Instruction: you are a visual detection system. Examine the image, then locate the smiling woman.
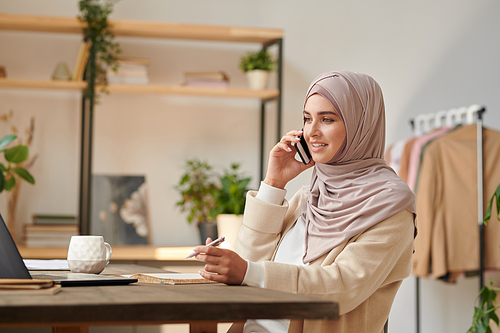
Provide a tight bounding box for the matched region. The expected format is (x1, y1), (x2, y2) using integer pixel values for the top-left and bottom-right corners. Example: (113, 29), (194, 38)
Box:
(193, 71), (417, 333)
(303, 94), (347, 164)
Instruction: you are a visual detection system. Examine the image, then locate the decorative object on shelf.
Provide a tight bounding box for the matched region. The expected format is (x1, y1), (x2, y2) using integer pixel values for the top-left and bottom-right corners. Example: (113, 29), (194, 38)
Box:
(51, 62), (72, 81)
(77, 0), (122, 102)
(468, 183), (500, 333)
(214, 163), (251, 250)
(0, 66), (6, 78)
(183, 71), (230, 89)
(175, 159), (219, 243)
(0, 112), (37, 242)
(91, 175), (150, 245)
(239, 49), (276, 90)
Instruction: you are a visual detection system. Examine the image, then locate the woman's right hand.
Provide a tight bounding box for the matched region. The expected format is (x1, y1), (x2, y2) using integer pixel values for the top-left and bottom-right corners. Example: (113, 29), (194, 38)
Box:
(263, 129), (315, 189)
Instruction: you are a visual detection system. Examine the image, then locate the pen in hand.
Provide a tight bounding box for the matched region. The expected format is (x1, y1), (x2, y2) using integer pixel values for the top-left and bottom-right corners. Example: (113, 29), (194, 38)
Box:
(185, 236), (225, 259)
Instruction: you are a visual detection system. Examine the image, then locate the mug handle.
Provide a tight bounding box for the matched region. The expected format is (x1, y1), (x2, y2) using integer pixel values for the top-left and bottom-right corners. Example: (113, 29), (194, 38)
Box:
(104, 242), (112, 264)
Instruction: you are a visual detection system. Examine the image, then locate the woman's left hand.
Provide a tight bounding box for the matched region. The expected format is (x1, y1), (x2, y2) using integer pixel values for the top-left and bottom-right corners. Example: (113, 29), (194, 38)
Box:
(194, 239), (248, 285)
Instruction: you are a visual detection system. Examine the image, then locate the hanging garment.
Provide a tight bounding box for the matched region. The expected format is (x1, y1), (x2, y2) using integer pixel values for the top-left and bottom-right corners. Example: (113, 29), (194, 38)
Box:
(385, 137), (413, 175)
(399, 137), (417, 183)
(412, 124), (500, 280)
(406, 127), (453, 191)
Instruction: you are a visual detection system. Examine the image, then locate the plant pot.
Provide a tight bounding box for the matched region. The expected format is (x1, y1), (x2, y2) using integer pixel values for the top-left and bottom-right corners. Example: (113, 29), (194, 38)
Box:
(216, 214), (243, 250)
(198, 221), (218, 244)
(246, 70), (270, 90)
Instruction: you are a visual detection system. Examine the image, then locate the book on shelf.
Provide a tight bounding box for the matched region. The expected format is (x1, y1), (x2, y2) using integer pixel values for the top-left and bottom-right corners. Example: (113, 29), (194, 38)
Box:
(24, 224), (79, 248)
(106, 74), (149, 85)
(72, 41), (91, 81)
(184, 71), (229, 81)
(107, 57), (150, 85)
(183, 71), (230, 89)
(32, 214), (78, 225)
(0, 66), (6, 78)
(184, 80), (229, 88)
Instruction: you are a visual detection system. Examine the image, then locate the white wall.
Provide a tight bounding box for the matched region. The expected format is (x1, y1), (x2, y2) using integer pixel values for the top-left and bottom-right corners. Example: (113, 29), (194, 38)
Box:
(1, 1), (500, 332)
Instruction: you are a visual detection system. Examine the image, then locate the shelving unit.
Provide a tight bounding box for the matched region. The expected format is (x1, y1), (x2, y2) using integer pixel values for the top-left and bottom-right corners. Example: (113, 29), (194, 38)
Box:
(0, 13), (283, 235)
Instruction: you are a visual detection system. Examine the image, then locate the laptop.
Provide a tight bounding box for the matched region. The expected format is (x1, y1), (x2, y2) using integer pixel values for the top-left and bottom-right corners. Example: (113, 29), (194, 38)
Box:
(0, 214), (137, 287)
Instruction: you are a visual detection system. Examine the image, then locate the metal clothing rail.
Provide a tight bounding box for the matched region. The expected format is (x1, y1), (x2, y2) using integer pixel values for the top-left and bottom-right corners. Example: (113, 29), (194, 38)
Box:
(408, 104), (486, 333)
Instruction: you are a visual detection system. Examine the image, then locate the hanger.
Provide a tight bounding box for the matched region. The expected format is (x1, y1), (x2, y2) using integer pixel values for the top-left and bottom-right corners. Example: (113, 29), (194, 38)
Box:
(435, 110), (448, 128)
(466, 104), (483, 124)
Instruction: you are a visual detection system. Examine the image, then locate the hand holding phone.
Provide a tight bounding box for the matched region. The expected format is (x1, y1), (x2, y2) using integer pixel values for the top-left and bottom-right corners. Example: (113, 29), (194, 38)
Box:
(294, 131), (312, 165)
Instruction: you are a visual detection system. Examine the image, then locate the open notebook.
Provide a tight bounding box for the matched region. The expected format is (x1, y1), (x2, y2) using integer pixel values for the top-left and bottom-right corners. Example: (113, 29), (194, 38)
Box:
(129, 273), (217, 285)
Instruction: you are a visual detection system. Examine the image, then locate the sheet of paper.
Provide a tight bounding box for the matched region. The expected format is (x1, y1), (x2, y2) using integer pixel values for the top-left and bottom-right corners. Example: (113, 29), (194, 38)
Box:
(23, 259), (69, 271)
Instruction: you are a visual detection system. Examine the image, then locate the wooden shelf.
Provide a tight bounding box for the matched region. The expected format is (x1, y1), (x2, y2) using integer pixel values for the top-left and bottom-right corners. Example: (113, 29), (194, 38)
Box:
(0, 78), (86, 91)
(106, 84), (280, 99)
(0, 13), (283, 44)
(18, 245), (197, 261)
(0, 78), (280, 99)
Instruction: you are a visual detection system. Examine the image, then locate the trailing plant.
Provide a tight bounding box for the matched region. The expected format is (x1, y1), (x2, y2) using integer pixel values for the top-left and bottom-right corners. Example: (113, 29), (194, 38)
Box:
(175, 159), (219, 225)
(468, 183), (500, 333)
(0, 134), (35, 192)
(214, 163), (251, 216)
(239, 49), (276, 73)
(78, 0), (122, 103)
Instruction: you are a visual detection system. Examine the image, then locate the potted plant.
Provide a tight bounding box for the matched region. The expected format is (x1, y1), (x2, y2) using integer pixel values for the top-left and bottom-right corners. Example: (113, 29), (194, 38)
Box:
(0, 133), (36, 241)
(239, 48), (275, 90)
(175, 159), (219, 243)
(78, 0), (122, 104)
(468, 183), (500, 333)
(213, 163), (252, 250)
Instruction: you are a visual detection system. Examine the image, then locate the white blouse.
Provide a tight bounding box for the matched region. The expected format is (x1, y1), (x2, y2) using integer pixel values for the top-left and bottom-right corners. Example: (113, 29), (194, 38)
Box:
(242, 182), (307, 333)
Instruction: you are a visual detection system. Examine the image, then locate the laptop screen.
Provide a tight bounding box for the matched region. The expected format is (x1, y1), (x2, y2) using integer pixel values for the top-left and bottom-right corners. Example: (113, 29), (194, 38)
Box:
(0, 214), (32, 279)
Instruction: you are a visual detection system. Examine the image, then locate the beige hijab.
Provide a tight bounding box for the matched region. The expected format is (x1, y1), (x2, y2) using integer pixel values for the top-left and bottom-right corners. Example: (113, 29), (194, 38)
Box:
(301, 71), (416, 263)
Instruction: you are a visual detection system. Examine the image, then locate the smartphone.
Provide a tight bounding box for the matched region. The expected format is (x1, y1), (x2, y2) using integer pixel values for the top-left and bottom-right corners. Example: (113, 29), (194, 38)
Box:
(295, 132), (312, 165)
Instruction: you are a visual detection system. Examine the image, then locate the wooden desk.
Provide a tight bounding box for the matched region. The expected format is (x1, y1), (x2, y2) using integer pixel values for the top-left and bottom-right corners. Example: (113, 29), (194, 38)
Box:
(0, 265), (339, 333)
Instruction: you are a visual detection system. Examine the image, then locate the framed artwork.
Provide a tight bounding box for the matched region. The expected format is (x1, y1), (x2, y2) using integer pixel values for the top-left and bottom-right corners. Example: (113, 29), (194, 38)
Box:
(91, 175), (150, 245)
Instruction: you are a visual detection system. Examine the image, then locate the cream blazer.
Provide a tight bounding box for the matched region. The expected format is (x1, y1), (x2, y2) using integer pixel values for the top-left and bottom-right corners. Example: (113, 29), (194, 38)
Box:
(233, 190), (415, 333)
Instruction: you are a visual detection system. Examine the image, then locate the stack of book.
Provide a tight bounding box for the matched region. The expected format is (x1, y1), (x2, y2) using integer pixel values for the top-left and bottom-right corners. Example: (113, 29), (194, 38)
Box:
(106, 58), (150, 85)
(183, 71), (229, 88)
(24, 214), (79, 248)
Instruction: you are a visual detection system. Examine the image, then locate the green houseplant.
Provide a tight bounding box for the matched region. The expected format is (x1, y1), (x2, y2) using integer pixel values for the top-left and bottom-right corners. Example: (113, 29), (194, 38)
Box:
(0, 133), (36, 241)
(175, 160), (252, 245)
(214, 163), (252, 216)
(0, 134), (35, 192)
(239, 49), (275, 90)
(468, 183), (500, 333)
(175, 159), (219, 243)
(213, 163), (251, 250)
(78, 0), (122, 103)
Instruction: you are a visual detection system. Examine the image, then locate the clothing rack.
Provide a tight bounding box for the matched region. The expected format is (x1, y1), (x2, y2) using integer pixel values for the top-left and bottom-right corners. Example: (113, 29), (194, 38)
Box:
(409, 104), (486, 333)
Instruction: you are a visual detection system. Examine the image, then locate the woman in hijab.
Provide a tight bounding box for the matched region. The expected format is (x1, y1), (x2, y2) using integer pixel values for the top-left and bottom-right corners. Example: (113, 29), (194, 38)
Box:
(194, 71), (416, 333)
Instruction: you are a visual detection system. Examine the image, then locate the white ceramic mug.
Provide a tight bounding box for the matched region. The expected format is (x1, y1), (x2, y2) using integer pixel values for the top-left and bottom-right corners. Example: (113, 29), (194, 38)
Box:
(67, 235), (112, 274)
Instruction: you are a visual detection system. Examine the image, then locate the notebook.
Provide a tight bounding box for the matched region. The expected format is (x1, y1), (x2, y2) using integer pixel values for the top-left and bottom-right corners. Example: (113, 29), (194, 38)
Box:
(0, 214), (137, 287)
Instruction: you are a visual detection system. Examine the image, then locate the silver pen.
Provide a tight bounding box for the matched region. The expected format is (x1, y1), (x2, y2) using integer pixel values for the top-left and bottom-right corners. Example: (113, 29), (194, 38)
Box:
(185, 236), (225, 259)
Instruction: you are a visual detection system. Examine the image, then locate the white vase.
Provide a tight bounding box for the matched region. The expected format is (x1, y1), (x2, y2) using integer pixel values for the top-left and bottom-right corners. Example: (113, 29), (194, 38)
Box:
(246, 70), (270, 90)
(216, 214), (243, 250)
